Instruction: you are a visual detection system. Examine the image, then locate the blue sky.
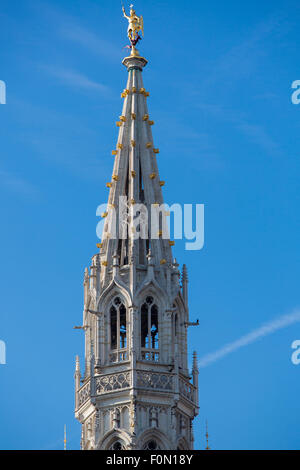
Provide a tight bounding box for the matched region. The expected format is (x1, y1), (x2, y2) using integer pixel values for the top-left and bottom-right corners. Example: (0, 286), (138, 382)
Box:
(0, 0), (300, 450)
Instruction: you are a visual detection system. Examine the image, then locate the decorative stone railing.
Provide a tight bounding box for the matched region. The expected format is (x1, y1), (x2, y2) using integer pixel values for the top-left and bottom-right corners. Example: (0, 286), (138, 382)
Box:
(136, 371), (173, 391)
(77, 371), (131, 408)
(77, 381), (90, 408)
(77, 371), (195, 409)
(95, 371), (131, 394)
(179, 376), (196, 403)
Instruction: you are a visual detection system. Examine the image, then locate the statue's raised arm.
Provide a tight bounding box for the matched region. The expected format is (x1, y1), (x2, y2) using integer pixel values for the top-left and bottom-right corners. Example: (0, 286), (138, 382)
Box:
(122, 5), (130, 20)
(122, 5), (144, 43)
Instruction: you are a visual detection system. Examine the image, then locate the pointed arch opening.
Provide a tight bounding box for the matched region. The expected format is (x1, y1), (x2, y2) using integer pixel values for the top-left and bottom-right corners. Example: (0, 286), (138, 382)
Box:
(140, 296), (159, 361)
(143, 439), (160, 450)
(110, 441), (125, 450)
(137, 428), (171, 450)
(110, 296), (128, 363)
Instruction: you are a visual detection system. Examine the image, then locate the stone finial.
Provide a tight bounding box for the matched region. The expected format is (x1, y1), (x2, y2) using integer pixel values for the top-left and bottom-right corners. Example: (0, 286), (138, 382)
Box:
(80, 428), (84, 450)
(90, 256), (99, 289)
(75, 355), (80, 373)
(192, 351), (198, 373)
(182, 264), (188, 282)
(84, 267), (89, 283)
(181, 264), (189, 305)
(91, 253), (100, 270)
(146, 249), (155, 280)
(192, 351), (199, 410)
(74, 355), (81, 411)
(83, 268), (89, 305)
(90, 342), (96, 398)
(112, 251), (120, 278)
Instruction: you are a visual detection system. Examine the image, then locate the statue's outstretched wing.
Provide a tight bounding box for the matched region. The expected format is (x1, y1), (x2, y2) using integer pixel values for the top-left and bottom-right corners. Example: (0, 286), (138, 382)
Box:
(140, 15), (144, 36)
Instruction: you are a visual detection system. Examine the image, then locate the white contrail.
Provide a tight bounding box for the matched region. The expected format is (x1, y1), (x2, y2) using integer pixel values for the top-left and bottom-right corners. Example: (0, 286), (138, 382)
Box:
(198, 309), (300, 368)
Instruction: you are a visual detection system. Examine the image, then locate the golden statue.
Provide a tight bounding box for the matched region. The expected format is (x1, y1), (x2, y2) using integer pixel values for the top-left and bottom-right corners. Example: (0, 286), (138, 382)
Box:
(122, 4), (144, 42)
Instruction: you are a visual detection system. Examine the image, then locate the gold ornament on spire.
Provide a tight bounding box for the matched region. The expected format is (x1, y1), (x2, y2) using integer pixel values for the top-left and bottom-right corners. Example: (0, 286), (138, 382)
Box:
(122, 4), (144, 56)
(122, 4), (144, 41)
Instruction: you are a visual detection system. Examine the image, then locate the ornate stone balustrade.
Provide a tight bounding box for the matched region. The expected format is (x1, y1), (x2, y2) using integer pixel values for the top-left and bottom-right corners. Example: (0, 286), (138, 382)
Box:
(179, 376), (196, 403)
(78, 371), (194, 408)
(95, 371), (131, 394)
(77, 381), (90, 408)
(136, 371), (173, 391)
(77, 371), (131, 408)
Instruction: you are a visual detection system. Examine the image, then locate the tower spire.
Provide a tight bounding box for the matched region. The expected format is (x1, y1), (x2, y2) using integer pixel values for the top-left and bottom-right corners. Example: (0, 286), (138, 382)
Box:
(98, 36), (174, 284)
(75, 8), (199, 451)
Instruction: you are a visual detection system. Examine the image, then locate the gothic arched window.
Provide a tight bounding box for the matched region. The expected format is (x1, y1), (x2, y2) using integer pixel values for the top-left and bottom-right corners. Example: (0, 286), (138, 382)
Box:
(140, 296), (159, 361)
(143, 439), (160, 450)
(109, 440), (125, 450)
(110, 297), (127, 363)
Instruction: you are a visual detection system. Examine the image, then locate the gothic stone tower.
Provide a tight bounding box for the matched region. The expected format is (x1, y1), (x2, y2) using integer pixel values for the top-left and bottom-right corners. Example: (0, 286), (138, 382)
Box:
(74, 10), (199, 451)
